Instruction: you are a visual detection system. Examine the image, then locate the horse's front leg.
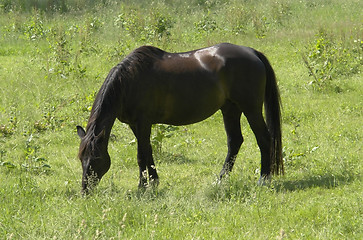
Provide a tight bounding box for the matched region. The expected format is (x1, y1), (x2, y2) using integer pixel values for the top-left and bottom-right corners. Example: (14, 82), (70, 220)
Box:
(131, 123), (159, 188)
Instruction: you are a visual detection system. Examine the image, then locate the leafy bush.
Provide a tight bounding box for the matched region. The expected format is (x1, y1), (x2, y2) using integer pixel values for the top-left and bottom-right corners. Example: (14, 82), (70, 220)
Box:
(23, 11), (48, 40)
(151, 11), (174, 39)
(302, 29), (362, 91)
(194, 12), (218, 33)
(115, 7), (174, 43)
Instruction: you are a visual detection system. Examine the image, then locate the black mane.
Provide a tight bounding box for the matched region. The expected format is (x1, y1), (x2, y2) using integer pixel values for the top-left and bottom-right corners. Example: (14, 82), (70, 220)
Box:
(80, 46), (165, 150)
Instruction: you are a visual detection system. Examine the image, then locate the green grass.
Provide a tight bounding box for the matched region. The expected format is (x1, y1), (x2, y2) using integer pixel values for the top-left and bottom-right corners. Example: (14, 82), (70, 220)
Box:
(1, 0), (362, 239)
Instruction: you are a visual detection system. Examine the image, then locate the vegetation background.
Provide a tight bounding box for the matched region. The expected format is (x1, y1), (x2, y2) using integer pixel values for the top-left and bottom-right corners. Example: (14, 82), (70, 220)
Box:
(0, 0), (362, 239)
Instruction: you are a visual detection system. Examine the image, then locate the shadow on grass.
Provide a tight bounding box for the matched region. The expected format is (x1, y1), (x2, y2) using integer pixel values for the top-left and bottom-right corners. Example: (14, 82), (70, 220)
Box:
(273, 171), (360, 192)
(204, 171), (361, 203)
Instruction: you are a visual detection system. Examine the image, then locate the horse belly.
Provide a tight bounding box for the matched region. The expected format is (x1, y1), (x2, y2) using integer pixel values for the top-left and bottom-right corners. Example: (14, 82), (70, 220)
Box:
(160, 82), (225, 125)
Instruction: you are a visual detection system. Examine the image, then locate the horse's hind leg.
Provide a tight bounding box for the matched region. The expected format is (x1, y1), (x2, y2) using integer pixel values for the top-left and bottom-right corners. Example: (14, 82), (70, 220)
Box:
(244, 111), (271, 182)
(219, 102), (243, 179)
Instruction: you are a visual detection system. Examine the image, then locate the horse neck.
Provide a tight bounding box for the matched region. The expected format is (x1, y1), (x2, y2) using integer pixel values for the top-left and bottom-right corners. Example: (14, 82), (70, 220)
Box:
(86, 104), (118, 147)
(85, 62), (125, 146)
(92, 115), (115, 142)
(86, 71), (123, 143)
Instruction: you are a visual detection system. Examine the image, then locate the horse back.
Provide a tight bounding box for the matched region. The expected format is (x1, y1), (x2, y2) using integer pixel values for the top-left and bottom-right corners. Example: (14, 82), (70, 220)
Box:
(120, 43), (266, 125)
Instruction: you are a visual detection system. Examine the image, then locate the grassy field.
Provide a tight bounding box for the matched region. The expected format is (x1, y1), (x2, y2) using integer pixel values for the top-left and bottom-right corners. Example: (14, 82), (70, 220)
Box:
(0, 0), (362, 239)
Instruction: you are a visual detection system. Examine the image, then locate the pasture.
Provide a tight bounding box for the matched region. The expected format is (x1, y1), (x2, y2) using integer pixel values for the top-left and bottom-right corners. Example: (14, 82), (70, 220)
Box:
(0, 0), (362, 239)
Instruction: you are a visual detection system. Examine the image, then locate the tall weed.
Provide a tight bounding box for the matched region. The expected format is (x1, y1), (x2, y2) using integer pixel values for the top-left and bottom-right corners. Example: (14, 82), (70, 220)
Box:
(302, 29), (362, 91)
(151, 124), (179, 154)
(22, 10), (48, 40)
(115, 7), (174, 43)
(22, 134), (51, 173)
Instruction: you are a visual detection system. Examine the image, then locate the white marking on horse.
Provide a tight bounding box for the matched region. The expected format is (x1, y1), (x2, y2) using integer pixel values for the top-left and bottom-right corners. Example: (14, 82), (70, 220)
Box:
(194, 46), (225, 71)
(179, 53), (191, 58)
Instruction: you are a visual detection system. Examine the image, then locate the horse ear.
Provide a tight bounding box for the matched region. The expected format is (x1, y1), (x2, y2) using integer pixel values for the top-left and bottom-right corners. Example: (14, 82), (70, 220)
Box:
(77, 126), (86, 139)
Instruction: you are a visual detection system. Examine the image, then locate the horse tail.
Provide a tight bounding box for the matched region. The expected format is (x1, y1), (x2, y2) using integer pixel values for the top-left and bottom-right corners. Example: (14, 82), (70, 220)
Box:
(255, 51), (284, 175)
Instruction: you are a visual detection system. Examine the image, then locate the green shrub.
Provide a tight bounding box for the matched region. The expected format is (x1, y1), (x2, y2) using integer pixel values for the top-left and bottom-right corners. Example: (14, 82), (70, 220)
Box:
(302, 29), (362, 91)
(194, 12), (218, 33)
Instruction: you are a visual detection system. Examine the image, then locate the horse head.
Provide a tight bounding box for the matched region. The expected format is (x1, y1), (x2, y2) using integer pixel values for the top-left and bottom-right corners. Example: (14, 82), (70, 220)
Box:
(77, 126), (111, 194)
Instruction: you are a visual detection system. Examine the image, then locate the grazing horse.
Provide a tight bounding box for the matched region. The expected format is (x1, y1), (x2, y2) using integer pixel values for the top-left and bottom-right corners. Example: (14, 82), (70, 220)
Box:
(77, 43), (283, 193)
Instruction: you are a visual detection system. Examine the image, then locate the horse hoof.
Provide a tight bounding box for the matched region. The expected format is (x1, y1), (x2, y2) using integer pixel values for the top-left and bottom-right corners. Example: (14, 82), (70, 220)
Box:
(150, 178), (160, 188)
(138, 178), (148, 189)
(212, 178), (222, 186)
(257, 175), (271, 186)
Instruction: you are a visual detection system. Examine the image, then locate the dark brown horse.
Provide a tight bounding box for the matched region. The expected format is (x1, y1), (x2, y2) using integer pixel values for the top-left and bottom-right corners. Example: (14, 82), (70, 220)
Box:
(77, 43), (283, 192)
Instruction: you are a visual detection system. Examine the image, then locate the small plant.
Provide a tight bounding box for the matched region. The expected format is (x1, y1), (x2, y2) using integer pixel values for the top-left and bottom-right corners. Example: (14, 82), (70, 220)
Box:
(80, 91), (97, 112)
(22, 134), (51, 173)
(252, 15), (268, 39)
(85, 16), (103, 33)
(0, 114), (17, 137)
(78, 16), (103, 55)
(46, 27), (71, 77)
(34, 105), (63, 132)
(114, 8), (145, 39)
(0, 149), (16, 169)
(151, 124), (179, 153)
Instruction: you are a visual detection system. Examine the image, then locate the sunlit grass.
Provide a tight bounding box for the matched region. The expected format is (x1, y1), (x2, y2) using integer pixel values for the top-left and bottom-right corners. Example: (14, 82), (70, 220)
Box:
(0, 0), (362, 239)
